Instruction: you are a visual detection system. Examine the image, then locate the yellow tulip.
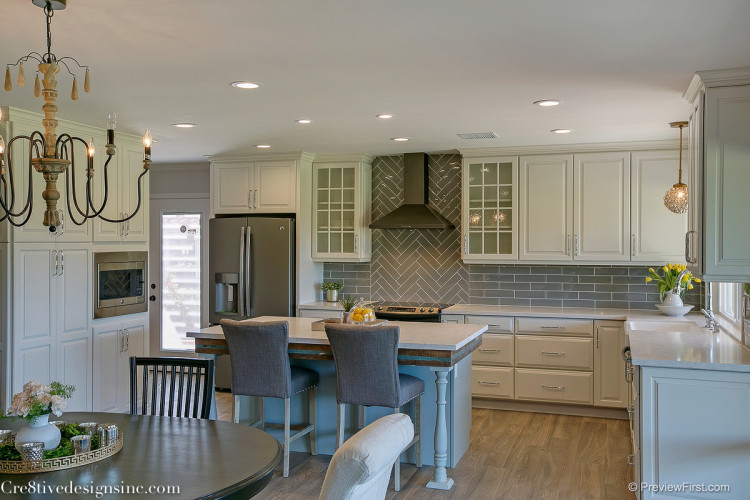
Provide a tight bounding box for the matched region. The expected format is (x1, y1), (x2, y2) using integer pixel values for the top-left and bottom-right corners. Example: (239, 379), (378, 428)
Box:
(688, 284), (694, 290)
(682, 275), (689, 282)
(667, 263), (673, 270)
(645, 277), (652, 283)
(648, 268), (655, 273)
(663, 266), (668, 273)
(695, 278), (701, 283)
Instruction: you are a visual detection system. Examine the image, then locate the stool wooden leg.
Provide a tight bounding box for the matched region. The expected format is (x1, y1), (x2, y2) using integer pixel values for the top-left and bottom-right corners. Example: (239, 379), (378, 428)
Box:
(393, 406), (401, 491)
(336, 403), (345, 450)
(233, 395), (240, 424)
(283, 398), (291, 478)
(309, 386), (317, 456)
(415, 395), (422, 468)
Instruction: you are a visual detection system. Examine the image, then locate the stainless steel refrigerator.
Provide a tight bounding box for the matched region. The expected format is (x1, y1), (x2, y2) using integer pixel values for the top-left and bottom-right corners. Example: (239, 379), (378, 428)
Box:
(209, 216), (295, 388)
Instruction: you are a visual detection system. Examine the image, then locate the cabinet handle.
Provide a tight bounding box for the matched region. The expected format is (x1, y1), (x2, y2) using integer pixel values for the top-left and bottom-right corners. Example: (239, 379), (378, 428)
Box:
(126, 215), (130, 238)
(119, 330), (124, 353)
(541, 385), (565, 390)
(254, 189), (258, 209)
(595, 326), (599, 349)
(627, 454), (635, 466)
(541, 351), (565, 356)
(632, 234), (637, 257)
(477, 380), (500, 385)
(541, 325), (565, 330)
(574, 235), (579, 256)
(464, 235), (468, 255)
(248, 191), (253, 209)
(58, 212), (65, 237)
(566, 235), (571, 256)
(354, 234), (358, 254)
(478, 348), (500, 352)
(125, 328), (129, 351)
(60, 250), (64, 276)
(685, 230), (697, 264)
(52, 250), (58, 277)
(626, 405), (634, 414)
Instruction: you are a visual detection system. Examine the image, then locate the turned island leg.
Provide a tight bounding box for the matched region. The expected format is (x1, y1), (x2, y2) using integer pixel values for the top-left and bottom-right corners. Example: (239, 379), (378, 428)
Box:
(426, 367), (454, 490)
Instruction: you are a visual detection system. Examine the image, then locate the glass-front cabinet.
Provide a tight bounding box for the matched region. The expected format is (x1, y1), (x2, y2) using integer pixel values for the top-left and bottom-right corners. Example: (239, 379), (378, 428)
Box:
(462, 156), (518, 262)
(312, 155), (372, 262)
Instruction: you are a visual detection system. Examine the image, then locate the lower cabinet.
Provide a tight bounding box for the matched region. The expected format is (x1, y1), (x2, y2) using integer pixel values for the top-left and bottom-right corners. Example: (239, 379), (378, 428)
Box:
(472, 366), (514, 398)
(594, 320), (629, 408)
(298, 308), (344, 320)
(93, 316), (146, 413)
(515, 368), (594, 405)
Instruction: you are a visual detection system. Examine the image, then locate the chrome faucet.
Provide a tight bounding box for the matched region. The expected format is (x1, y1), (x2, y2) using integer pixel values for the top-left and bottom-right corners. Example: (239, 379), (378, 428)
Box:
(673, 270), (690, 295)
(701, 308), (720, 333)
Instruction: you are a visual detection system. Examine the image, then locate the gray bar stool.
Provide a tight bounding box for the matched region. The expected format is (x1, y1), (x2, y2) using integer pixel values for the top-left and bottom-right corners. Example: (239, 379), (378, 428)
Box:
(220, 319), (319, 478)
(324, 323), (423, 491)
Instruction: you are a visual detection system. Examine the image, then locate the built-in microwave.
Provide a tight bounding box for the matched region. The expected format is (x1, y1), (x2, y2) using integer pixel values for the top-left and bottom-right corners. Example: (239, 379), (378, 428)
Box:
(94, 251), (148, 319)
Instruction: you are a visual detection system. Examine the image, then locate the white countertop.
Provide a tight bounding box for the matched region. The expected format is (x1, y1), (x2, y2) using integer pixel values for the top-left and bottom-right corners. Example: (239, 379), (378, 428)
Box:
(625, 317), (750, 372)
(188, 316), (487, 351)
(442, 304), (676, 321)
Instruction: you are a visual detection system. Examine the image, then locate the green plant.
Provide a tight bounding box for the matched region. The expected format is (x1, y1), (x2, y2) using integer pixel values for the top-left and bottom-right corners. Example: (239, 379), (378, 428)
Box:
(338, 295), (357, 312)
(645, 263), (700, 299)
(321, 282), (344, 292)
(0, 423), (101, 461)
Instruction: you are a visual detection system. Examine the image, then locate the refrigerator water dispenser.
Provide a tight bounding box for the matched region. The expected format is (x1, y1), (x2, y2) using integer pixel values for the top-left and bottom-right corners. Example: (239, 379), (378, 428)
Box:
(214, 273), (239, 315)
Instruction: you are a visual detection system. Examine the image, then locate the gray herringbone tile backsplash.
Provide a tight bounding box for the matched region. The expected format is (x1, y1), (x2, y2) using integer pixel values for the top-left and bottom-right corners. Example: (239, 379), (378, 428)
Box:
(323, 154), (704, 310)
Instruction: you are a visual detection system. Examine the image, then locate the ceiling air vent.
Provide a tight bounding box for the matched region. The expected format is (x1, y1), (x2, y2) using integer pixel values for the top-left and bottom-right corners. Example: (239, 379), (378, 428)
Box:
(456, 132), (498, 140)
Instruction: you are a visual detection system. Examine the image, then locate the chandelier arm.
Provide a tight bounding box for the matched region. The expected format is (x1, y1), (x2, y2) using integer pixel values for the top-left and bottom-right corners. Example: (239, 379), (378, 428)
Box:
(55, 59), (76, 79)
(56, 57), (89, 71)
(61, 135), (93, 219)
(29, 131), (46, 158)
(63, 162), (87, 226)
(0, 142), (34, 221)
(84, 152), (114, 218)
(117, 169), (149, 222)
(2, 136), (39, 217)
(0, 177), (8, 223)
(9, 53), (44, 67)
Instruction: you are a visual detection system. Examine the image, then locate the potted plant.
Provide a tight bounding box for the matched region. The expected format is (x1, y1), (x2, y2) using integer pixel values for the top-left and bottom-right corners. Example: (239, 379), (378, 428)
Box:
(645, 263), (700, 304)
(3, 380), (75, 451)
(321, 282), (344, 302)
(338, 295), (357, 323)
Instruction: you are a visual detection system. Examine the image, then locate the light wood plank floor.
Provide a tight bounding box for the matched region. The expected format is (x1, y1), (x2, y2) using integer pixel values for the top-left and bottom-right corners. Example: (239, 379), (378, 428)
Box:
(216, 392), (633, 500)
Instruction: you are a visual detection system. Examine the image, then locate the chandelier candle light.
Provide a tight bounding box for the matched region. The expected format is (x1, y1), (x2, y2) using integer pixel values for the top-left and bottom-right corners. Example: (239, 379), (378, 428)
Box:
(1, 0), (151, 232)
(663, 121), (689, 214)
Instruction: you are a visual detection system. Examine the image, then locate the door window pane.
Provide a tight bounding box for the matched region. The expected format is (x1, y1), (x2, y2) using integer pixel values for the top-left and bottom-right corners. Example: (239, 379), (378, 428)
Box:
(161, 214), (200, 351)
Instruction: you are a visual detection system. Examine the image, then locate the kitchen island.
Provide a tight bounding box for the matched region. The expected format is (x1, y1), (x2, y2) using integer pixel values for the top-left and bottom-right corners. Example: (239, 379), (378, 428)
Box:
(187, 316), (487, 491)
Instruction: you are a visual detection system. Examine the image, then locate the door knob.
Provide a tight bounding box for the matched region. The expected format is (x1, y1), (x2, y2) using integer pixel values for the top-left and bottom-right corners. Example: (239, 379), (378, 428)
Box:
(149, 295), (156, 302)
(150, 283), (156, 289)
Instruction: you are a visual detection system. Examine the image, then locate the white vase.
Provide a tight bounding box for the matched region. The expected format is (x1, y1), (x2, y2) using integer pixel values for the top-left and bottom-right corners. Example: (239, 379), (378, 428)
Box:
(15, 413), (61, 452)
(661, 291), (684, 308)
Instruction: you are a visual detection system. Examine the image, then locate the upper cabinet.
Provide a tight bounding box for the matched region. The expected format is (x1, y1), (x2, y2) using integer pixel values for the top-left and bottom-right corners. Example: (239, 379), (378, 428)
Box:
(211, 158), (297, 215)
(631, 151), (687, 263)
(519, 154), (574, 261)
(685, 68), (750, 281)
(462, 156), (518, 262)
(574, 152), (630, 262)
(312, 155), (372, 262)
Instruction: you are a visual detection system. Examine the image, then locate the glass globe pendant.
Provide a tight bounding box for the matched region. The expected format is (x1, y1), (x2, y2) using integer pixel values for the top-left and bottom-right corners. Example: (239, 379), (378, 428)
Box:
(664, 121), (689, 214)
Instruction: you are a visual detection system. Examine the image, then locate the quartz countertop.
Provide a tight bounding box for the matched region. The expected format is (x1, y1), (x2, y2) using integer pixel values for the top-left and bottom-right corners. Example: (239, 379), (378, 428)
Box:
(188, 316), (487, 351)
(442, 304), (683, 321)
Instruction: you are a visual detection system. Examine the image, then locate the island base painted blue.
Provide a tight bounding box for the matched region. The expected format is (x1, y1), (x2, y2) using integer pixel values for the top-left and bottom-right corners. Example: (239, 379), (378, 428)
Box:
(233, 355), (473, 468)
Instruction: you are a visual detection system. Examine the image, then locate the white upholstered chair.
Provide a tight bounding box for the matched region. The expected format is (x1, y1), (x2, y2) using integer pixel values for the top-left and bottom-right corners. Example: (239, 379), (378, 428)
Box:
(319, 413), (415, 500)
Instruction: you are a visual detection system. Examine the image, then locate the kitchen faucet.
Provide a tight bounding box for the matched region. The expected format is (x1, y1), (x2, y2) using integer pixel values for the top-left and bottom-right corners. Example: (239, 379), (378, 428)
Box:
(700, 308), (721, 333)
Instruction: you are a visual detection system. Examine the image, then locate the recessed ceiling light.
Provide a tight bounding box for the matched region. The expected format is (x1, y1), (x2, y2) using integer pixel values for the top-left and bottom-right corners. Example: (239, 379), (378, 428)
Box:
(256, 144), (272, 149)
(534, 100), (561, 107)
(231, 81), (261, 89)
(377, 114), (394, 119)
(551, 129), (573, 134)
(296, 119), (312, 124)
(391, 137), (411, 142)
(172, 123), (196, 128)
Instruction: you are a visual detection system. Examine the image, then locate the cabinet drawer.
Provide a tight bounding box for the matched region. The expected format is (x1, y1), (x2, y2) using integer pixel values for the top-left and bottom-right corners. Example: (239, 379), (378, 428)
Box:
(516, 317), (593, 337)
(515, 336), (593, 371)
(465, 315), (514, 334)
(472, 366), (514, 399)
(515, 368), (593, 404)
(473, 334), (514, 366)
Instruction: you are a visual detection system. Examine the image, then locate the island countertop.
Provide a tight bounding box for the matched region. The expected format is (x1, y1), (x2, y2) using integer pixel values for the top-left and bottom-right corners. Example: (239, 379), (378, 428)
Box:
(188, 316), (488, 352)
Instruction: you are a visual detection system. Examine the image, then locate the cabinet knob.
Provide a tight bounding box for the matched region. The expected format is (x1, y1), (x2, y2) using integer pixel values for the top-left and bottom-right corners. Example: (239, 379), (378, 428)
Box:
(149, 295), (156, 302)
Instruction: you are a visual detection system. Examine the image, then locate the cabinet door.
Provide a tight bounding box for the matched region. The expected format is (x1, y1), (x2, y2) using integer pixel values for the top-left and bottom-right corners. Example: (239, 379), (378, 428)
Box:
(313, 163), (362, 260)
(12, 247), (55, 394)
(92, 323), (122, 412)
(703, 85), (750, 280)
(519, 155), (574, 261)
(440, 314), (464, 324)
(593, 321), (628, 408)
(120, 140), (149, 242)
(119, 319), (147, 412)
(255, 161), (296, 212)
(686, 95), (704, 274)
(211, 163), (253, 215)
(57, 332), (92, 411)
(631, 151), (688, 263)
(574, 152), (630, 262)
(463, 157), (518, 261)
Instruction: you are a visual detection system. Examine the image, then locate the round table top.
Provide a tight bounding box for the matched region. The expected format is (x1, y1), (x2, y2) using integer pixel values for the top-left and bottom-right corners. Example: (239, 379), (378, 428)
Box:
(0, 412), (282, 499)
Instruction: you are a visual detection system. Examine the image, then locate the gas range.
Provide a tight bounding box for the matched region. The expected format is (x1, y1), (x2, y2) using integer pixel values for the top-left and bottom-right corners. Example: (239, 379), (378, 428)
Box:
(373, 302), (452, 322)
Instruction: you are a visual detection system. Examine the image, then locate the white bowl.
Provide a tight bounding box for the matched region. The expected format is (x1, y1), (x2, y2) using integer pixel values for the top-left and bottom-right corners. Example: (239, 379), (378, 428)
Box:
(655, 304), (694, 317)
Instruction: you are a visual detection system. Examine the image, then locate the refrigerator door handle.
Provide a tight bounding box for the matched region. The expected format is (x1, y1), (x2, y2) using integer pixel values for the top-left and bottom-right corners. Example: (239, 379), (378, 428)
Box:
(238, 226), (246, 317)
(245, 227), (252, 315)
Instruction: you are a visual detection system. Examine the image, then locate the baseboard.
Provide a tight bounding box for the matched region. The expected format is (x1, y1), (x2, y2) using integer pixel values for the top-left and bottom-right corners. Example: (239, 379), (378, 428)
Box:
(472, 397), (628, 420)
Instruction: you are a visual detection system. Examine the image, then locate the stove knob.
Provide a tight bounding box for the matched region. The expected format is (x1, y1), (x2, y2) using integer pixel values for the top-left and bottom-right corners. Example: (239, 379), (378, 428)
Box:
(420, 308), (426, 312)
(377, 306), (383, 311)
(428, 308), (435, 312)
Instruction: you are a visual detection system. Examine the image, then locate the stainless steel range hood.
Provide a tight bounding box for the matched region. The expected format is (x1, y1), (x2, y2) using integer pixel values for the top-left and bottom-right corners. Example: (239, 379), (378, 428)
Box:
(369, 153), (456, 230)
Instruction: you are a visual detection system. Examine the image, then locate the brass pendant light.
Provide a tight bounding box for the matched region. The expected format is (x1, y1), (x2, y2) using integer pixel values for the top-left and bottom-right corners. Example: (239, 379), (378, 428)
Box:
(664, 121), (689, 214)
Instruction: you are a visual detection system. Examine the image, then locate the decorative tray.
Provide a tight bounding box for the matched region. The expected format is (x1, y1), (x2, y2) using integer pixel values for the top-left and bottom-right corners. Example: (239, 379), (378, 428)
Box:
(312, 318), (388, 330)
(0, 428), (123, 474)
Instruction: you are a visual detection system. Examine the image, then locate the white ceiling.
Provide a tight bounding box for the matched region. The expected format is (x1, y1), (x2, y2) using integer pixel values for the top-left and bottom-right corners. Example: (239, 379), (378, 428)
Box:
(2, 0), (750, 162)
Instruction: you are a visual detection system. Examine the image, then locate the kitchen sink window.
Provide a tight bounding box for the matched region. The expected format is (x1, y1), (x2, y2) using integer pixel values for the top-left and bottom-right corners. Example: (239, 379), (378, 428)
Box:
(712, 282), (744, 340)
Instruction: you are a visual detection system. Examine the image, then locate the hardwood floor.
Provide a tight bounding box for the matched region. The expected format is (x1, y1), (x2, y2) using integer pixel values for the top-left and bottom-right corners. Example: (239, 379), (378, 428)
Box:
(216, 392), (633, 499)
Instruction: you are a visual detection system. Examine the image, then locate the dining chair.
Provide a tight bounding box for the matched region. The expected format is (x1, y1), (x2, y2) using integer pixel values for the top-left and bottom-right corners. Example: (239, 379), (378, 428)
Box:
(319, 413), (415, 500)
(220, 319), (319, 478)
(129, 356), (215, 420)
(324, 324), (423, 491)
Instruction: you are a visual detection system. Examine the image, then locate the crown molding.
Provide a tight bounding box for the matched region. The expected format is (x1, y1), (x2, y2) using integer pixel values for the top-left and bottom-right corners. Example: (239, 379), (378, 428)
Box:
(684, 67), (750, 103)
(3, 106), (142, 141)
(312, 153), (375, 164)
(459, 140), (681, 158)
(207, 151), (315, 163)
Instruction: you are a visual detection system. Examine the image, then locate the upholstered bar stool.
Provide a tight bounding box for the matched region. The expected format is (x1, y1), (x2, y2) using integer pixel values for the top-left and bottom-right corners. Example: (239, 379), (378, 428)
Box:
(220, 319), (319, 478)
(324, 324), (423, 491)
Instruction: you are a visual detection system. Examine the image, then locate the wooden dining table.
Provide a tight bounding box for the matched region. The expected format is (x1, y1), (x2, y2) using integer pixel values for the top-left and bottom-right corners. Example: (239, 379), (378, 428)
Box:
(0, 412), (281, 499)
